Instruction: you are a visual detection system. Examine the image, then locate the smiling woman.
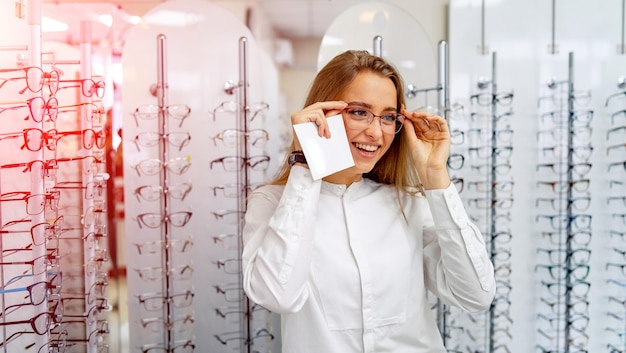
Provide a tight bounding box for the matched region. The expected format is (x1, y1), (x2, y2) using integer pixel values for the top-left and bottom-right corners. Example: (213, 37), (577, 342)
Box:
(242, 49), (495, 353)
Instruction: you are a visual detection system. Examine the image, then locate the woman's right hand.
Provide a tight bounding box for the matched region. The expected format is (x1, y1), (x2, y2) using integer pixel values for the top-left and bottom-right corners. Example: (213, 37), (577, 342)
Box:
(291, 101), (348, 148)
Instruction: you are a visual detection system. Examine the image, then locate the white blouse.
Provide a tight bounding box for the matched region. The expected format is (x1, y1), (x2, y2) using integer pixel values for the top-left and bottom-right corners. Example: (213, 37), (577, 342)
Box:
(242, 166), (496, 353)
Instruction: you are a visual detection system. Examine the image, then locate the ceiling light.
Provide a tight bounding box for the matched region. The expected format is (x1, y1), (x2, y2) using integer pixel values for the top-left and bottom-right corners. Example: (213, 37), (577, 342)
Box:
(42, 16), (68, 32)
(142, 10), (204, 27)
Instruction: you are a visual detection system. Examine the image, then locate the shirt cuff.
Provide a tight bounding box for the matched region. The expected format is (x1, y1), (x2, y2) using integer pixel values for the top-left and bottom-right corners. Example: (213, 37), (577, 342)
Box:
(424, 183), (470, 229)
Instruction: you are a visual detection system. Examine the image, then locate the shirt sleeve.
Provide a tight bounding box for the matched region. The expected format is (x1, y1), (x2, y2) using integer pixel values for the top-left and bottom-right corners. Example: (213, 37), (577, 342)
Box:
(242, 166), (322, 313)
(421, 183), (496, 312)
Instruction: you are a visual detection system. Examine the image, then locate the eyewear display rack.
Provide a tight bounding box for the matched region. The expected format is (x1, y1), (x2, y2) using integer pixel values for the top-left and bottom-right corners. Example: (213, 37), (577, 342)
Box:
(121, 3), (280, 348)
(535, 53), (593, 353)
(0, 7), (109, 353)
(209, 36), (277, 353)
(445, 51), (516, 353)
(406, 40), (475, 348)
(130, 34), (195, 353)
(475, 52), (514, 353)
(603, 75), (626, 352)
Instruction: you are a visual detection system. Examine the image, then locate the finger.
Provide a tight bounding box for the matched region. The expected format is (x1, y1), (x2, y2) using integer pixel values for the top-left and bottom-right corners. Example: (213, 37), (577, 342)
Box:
(403, 109), (447, 132)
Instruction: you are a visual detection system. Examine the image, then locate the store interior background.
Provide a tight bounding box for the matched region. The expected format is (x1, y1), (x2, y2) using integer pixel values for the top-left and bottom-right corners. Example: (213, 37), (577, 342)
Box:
(1, 0), (625, 352)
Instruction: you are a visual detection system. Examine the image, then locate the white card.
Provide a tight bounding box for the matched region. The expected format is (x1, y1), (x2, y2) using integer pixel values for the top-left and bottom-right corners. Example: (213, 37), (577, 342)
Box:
(292, 114), (355, 180)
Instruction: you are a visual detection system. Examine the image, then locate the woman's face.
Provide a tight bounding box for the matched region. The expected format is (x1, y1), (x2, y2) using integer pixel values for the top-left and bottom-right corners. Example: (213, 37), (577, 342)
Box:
(324, 71), (398, 185)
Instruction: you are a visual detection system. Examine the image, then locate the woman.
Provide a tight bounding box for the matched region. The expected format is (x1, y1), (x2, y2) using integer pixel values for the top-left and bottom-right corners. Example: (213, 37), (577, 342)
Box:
(242, 50), (495, 352)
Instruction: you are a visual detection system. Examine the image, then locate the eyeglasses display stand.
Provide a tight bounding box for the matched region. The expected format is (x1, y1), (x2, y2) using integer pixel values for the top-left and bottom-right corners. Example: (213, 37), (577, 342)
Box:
(121, 1), (284, 352)
(0, 5), (110, 353)
(449, 0), (626, 351)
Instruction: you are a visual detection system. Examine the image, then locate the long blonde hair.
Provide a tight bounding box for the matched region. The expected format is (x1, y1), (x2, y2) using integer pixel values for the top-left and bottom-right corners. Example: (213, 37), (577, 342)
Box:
(272, 50), (424, 196)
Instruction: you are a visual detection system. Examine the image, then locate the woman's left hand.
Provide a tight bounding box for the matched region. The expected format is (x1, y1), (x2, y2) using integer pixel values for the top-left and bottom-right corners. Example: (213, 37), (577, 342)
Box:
(401, 109), (451, 190)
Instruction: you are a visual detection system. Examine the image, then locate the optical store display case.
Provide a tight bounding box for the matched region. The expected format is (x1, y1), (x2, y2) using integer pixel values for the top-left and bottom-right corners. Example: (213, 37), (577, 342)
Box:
(1, 0), (626, 353)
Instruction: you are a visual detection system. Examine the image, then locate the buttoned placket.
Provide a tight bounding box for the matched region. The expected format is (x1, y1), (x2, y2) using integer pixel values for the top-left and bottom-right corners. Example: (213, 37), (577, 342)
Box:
(340, 185), (377, 353)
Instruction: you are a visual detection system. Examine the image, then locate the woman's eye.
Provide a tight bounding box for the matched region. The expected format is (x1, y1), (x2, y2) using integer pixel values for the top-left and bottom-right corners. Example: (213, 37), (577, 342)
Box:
(348, 109), (369, 117)
(381, 114), (397, 123)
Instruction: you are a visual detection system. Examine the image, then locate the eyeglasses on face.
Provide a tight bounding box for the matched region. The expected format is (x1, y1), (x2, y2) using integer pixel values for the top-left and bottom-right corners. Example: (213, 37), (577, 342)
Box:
(133, 104), (191, 127)
(0, 66), (60, 94)
(209, 155), (270, 172)
(342, 106), (405, 134)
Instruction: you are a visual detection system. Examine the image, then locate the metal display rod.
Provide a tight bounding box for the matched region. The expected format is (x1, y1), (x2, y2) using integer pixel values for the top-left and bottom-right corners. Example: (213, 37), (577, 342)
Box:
(373, 35), (383, 57)
(236, 36), (252, 353)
